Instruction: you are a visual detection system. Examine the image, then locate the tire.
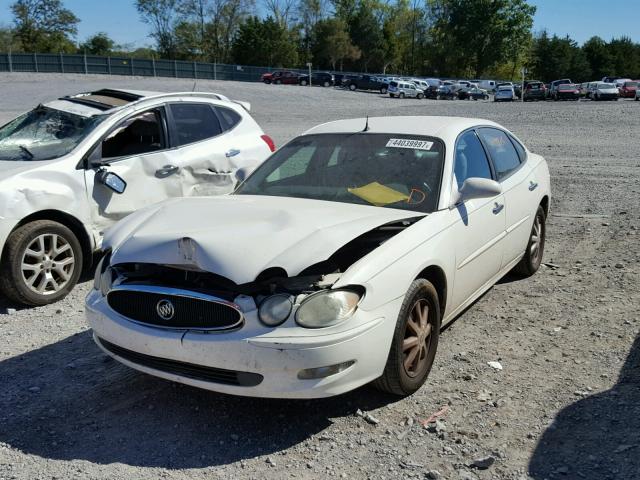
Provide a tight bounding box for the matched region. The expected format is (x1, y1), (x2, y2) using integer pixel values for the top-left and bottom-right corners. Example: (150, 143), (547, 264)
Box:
(300, 79), (307, 86)
(399, 92), (405, 99)
(512, 205), (546, 277)
(389, 93), (395, 98)
(380, 87), (388, 94)
(0, 220), (83, 306)
(323, 81), (330, 87)
(349, 83), (357, 91)
(373, 279), (441, 396)
(263, 79), (271, 84)
(274, 79), (282, 85)
(417, 93), (424, 99)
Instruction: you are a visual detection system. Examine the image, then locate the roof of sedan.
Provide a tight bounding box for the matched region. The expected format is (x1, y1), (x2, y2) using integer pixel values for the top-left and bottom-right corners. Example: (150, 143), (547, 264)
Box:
(304, 116), (502, 140)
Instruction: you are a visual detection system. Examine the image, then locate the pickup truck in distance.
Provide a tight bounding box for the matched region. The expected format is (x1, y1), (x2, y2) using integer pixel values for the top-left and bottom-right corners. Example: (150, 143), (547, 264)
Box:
(345, 75), (389, 94)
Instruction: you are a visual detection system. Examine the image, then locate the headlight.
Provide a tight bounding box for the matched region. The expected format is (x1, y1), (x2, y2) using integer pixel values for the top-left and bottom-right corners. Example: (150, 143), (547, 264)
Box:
(258, 294), (293, 327)
(295, 289), (361, 328)
(93, 257), (104, 291)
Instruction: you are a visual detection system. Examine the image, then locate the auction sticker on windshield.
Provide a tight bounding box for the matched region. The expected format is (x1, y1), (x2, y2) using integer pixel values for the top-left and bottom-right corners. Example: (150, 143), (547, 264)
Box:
(386, 138), (434, 150)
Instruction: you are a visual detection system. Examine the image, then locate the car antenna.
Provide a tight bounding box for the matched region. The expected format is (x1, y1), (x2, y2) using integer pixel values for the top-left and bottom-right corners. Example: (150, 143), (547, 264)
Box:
(192, 80), (197, 92)
(362, 115), (370, 132)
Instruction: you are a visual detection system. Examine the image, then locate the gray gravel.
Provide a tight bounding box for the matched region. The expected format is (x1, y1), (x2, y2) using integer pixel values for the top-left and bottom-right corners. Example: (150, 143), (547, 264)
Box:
(1, 73), (639, 480)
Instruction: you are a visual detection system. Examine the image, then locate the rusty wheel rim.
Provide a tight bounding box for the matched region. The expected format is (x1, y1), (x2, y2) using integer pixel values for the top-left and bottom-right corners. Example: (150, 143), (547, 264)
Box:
(402, 298), (433, 378)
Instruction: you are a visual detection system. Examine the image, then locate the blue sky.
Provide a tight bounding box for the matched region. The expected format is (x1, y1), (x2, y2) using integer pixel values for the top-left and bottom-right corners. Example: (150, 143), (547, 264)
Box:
(0, 0), (638, 48)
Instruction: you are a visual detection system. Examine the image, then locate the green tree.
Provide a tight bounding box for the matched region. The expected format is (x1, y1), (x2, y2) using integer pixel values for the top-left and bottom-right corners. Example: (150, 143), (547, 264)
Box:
(608, 36), (640, 79)
(582, 36), (613, 81)
(0, 25), (22, 52)
(530, 31), (590, 82)
(136, 0), (180, 58)
(11, 0), (78, 52)
(79, 32), (115, 56)
(311, 17), (360, 70)
(348, 1), (384, 72)
(232, 16), (298, 67)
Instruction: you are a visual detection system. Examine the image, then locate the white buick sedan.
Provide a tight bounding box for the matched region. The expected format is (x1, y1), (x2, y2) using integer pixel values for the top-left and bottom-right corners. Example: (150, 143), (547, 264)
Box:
(86, 116), (550, 398)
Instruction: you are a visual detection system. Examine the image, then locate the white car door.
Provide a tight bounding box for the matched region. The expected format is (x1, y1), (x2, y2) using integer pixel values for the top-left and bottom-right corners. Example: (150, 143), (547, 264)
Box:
(450, 130), (506, 309)
(84, 106), (185, 236)
(477, 128), (537, 267)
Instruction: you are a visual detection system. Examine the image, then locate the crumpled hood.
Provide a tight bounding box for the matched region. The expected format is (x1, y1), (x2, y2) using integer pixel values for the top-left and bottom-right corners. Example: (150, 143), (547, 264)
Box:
(106, 195), (422, 284)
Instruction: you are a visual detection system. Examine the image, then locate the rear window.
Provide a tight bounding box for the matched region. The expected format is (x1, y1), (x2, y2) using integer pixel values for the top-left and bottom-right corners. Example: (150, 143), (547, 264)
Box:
(169, 103), (222, 146)
(390, 81), (398, 87)
(558, 84), (576, 90)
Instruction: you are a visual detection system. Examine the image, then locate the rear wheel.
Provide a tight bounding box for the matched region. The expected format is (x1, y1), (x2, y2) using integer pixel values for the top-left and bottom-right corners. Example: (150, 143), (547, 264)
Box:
(513, 205), (546, 277)
(380, 87), (388, 94)
(323, 81), (330, 87)
(417, 93), (424, 99)
(0, 220), (83, 306)
(300, 79), (307, 86)
(274, 79), (282, 85)
(349, 83), (357, 91)
(374, 279), (440, 396)
(399, 92), (405, 99)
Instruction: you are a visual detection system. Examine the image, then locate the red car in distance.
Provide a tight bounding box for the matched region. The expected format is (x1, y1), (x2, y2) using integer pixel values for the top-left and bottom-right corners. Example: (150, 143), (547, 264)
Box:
(261, 70), (301, 85)
(619, 81), (638, 98)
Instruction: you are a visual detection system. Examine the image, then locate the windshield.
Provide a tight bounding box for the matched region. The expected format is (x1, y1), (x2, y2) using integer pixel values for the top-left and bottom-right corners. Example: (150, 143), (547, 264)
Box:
(599, 83), (615, 89)
(624, 82), (638, 87)
(0, 106), (105, 161)
(236, 133), (445, 213)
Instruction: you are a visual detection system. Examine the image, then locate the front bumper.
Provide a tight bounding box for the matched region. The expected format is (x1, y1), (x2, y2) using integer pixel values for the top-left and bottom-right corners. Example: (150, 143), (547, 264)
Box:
(86, 290), (402, 399)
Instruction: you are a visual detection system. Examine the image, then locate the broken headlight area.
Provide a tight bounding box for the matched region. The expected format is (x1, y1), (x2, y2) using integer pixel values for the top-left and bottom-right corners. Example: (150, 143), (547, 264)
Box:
(295, 289), (362, 328)
(93, 250), (114, 296)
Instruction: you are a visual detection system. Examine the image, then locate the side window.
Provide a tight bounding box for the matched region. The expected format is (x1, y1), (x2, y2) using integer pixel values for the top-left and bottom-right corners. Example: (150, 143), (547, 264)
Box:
(215, 107), (242, 132)
(102, 109), (165, 159)
(454, 130), (493, 189)
(169, 103), (222, 146)
(509, 135), (527, 162)
(477, 128), (521, 180)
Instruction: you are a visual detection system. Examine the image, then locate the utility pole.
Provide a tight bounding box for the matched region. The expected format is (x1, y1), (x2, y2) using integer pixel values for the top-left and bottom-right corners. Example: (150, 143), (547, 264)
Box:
(306, 62), (312, 86)
(521, 66), (527, 102)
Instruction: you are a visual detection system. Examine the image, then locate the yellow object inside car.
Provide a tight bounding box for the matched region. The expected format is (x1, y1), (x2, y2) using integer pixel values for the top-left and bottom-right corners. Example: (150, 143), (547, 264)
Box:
(348, 182), (410, 206)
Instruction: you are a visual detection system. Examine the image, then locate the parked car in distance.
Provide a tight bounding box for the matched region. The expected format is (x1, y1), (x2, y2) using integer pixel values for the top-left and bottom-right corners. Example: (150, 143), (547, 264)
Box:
(298, 72), (334, 87)
(553, 83), (580, 101)
(261, 70), (300, 85)
(522, 81), (546, 101)
(494, 85), (516, 102)
(457, 87), (489, 100)
(435, 85), (456, 100)
(590, 82), (619, 101)
(0, 89), (275, 306)
(636, 87), (640, 101)
(346, 75), (389, 94)
(87, 116), (550, 399)
(578, 82), (591, 98)
(618, 81), (638, 98)
(339, 74), (359, 88)
(478, 80), (497, 92)
(548, 79), (572, 99)
(388, 81), (424, 99)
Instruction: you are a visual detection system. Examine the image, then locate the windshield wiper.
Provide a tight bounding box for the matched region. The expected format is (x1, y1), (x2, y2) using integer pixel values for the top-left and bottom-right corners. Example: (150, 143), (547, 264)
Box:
(19, 145), (34, 160)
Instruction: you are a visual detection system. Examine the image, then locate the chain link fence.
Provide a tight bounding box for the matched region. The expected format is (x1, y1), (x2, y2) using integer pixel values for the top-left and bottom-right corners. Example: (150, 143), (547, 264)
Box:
(0, 52), (372, 83)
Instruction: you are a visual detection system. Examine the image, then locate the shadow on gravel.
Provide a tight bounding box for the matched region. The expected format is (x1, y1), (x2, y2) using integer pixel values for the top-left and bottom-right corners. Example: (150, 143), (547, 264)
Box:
(0, 330), (400, 468)
(528, 334), (640, 480)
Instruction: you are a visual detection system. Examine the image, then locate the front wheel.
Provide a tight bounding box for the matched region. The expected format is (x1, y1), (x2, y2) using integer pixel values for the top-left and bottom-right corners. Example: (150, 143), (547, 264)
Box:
(380, 87), (388, 94)
(0, 220), (83, 306)
(399, 92), (405, 99)
(300, 79), (307, 86)
(274, 79), (282, 85)
(323, 81), (330, 87)
(373, 279), (441, 396)
(349, 84), (357, 91)
(417, 93), (424, 99)
(512, 205), (546, 277)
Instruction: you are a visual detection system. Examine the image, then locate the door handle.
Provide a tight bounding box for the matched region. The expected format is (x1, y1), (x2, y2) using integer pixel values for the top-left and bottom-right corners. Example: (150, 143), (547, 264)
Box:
(155, 165), (179, 178)
(492, 202), (504, 214)
(225, 149), (241, 158)
(529, 181), (539, 191)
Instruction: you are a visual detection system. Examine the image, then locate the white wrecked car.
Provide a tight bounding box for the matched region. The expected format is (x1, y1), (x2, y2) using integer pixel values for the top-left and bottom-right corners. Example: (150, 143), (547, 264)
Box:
(87, 116), (551, 398)
(0, 89), (274, 305)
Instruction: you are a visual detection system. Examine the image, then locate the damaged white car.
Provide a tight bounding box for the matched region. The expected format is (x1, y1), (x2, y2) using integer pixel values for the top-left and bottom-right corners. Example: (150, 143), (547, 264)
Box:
(0, 89), (274, 305)
(86, 116), (550, 398)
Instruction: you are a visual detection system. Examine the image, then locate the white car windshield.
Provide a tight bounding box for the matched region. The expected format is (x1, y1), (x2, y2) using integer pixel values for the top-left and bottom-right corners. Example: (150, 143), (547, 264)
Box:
(236, 133), (445, 213)
(0, 106), (105, 161)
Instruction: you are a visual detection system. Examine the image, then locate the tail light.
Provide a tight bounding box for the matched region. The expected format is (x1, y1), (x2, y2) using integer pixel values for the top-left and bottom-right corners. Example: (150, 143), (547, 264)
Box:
(261, 134), (276, 152)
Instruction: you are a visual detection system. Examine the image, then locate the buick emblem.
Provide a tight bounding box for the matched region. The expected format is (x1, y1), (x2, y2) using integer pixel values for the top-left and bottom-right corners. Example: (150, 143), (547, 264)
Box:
(156, 299), (175, 321)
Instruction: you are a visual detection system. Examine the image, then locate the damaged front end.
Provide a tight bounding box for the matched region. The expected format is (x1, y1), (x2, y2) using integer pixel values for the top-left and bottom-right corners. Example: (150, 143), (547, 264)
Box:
(95, 216), (421, 332)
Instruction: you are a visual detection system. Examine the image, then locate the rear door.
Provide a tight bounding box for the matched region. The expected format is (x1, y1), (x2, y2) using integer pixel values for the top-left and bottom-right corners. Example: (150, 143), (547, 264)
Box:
(477, 127), (536, 267)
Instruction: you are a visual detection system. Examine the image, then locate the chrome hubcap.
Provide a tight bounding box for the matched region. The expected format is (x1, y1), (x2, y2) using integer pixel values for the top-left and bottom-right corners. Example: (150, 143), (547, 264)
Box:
(21, 234), (75, 295)
(529, 216), (543, 262)
(402, 299), (432, 378)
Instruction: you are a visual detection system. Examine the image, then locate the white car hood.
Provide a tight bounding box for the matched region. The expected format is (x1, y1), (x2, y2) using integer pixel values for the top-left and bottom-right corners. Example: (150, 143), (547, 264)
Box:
(106, 195), (422, 284)
(0, 160), (47, 177)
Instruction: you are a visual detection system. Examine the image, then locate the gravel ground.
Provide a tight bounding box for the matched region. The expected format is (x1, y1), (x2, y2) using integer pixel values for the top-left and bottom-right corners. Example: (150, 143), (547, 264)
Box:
(1, 73), (639, 480)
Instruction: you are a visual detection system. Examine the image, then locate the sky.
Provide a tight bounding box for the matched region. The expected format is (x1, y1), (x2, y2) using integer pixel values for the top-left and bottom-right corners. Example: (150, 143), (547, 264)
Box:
(0, 0), (638, 48)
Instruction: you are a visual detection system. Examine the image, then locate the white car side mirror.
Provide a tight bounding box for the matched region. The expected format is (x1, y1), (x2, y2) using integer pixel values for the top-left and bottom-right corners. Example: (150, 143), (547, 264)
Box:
(454, 177), (502, 205)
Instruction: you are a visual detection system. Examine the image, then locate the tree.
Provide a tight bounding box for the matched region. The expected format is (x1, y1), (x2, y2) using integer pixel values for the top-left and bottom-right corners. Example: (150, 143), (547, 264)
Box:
(136, 0), (180, 58)
(530, 31), (590, 82)
(426, 0), (536, 77)
(11, 0), (78, 52)
(0, 25), (22, 52)
(582, 36), (613, 81)
(608, 36), (640, 79)
(232, 16), (298, 67)
(79, 32), (115, 56)
(348, 1), (384, 72)
(312, 17), (360, 70)
(262, 0), (297, 27)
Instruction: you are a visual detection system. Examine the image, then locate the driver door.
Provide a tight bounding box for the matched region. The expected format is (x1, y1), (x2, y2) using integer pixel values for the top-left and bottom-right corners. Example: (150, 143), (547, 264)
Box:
(84, 106), (183, 236)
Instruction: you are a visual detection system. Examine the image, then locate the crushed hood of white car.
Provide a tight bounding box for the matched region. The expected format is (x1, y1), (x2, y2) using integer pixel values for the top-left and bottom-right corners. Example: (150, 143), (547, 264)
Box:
(105, 195), (424, 285)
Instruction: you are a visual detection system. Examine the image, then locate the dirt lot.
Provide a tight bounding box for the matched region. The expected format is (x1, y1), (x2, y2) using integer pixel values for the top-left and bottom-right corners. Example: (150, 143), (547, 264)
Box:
(0, 73), (639, 480)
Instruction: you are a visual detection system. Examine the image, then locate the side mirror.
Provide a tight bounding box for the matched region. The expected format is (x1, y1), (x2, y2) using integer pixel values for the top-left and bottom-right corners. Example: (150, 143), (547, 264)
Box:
(96, 169), (127, 194)
(235, 166), (254, 184)
(455, 177), (501, 204)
